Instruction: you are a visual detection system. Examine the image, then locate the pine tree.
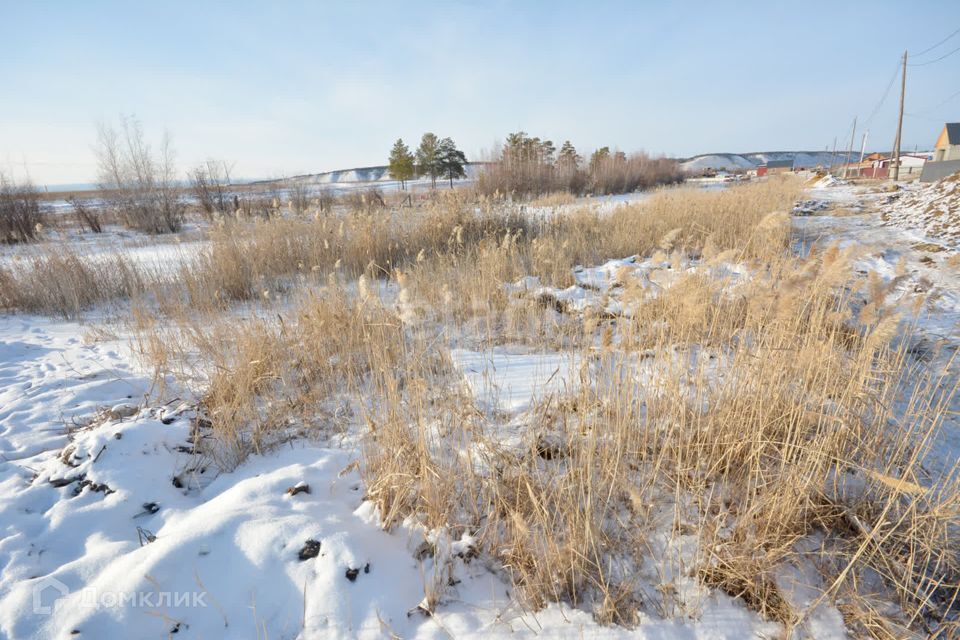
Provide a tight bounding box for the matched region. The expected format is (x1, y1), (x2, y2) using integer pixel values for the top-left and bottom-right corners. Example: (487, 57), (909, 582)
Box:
(557, 141), (581, 170)
(388, 138), (415, 189)
(503, 132), (555, 166)
(504, 131), (527, 163)
(416, 132), (441, 187)
(589, 146), (611, 173)
(537, 139), (556, 165)
(437, 137), (467, 188)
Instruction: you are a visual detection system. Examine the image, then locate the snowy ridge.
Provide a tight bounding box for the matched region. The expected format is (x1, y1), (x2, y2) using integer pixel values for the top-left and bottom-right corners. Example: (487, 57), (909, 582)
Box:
(282, 162), (487, 186)
(681, 151), (850, 173)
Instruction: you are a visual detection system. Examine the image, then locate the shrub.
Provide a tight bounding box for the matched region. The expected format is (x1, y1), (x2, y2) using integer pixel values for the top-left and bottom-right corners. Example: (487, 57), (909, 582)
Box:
(70, 198), (103, 233)
(0, 173), (45, 243)
(342, 187), (386, 212)
(191, 160), (233, 219)
(287, 180), (311, 215)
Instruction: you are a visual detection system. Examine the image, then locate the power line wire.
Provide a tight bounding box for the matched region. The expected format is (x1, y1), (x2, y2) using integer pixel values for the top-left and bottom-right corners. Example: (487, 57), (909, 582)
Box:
(912, 87), (960, 115)
(912, 26), (960, 58)
(909, 43), (960, 66)
(904, 112), (945, 123)
(864, 60), (901, 126)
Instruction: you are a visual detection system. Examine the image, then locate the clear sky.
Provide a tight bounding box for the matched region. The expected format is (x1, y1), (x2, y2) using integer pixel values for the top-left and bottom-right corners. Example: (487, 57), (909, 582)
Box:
(2, 1), (960, 186)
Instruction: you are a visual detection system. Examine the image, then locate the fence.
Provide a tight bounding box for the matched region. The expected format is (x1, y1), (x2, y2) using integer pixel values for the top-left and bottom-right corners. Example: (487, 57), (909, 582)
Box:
(920, 160), (960, 183)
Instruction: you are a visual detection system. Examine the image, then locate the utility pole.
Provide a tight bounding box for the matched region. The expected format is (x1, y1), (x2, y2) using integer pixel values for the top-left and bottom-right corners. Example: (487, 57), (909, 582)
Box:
(891, 50), (907, 181)
(858, 131), (868, 178)
(843, 116), (857, 179)
(830, 137), (837, 173)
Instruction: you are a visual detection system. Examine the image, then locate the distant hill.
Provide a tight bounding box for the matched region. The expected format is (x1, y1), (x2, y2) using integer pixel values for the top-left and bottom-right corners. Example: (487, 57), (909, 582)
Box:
(680, 151), (853, 173)
(277, 162), (488, 186)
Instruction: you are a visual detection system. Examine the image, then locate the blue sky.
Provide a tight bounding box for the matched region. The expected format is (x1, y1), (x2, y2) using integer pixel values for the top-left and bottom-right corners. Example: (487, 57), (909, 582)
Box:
(2, 1), (959, 186)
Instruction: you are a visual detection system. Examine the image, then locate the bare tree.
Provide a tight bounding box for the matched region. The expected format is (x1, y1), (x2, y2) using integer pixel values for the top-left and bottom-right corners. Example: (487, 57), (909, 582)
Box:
(95, 116), (185, 233)
(191, 159), (233, 219)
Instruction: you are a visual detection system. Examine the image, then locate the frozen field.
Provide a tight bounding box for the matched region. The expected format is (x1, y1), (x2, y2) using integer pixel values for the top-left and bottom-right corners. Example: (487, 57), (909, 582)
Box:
(1, 178), (958, 639)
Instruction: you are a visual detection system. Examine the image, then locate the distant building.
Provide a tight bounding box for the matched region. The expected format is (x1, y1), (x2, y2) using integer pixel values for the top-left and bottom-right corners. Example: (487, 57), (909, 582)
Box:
(933, 123), (960, 162)
(837, 152), (883, 178)
(756, 159), (793, 177)
(843, 159), (875, 177)
(868, 153), (928, 178)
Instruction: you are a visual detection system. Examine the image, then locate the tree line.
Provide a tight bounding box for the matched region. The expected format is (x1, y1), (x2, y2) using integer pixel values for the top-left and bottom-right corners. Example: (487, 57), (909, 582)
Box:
(388, 133), (467, 189)
(478, 131), (684, 197)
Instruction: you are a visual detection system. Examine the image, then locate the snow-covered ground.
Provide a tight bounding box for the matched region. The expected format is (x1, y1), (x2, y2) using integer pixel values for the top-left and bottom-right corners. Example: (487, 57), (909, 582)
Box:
(0, 316), (783, 639)
(2, 179), (958, 639)
(41, 174), (477, 219)
(0, 223), (205, 273)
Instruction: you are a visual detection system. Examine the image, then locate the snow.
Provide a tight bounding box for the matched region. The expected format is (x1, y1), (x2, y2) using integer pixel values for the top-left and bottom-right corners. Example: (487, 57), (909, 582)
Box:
(0, 317), (146, 463)
(450, 348), (581, 413)
(0, 224), (205, 275)
(505, 255), (750, 317)
(3, 425), (499, 638)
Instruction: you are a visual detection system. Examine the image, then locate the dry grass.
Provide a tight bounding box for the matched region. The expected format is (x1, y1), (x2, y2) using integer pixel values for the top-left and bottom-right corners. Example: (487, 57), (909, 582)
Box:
(5, 177), (958, 634)
(0, 179), (798, 316)
(360, 238), (958, 636)
(0, 247), (149, 316)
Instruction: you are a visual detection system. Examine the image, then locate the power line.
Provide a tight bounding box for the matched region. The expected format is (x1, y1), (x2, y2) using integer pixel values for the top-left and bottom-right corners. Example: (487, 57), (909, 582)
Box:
(912, 26), (960, 58)
(911, 87), (960, 115)
(930, 87), (960, 109)
(909, 43), (960, 66)
(904, 112), (947, 123)
(864, 60), (901, 126)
